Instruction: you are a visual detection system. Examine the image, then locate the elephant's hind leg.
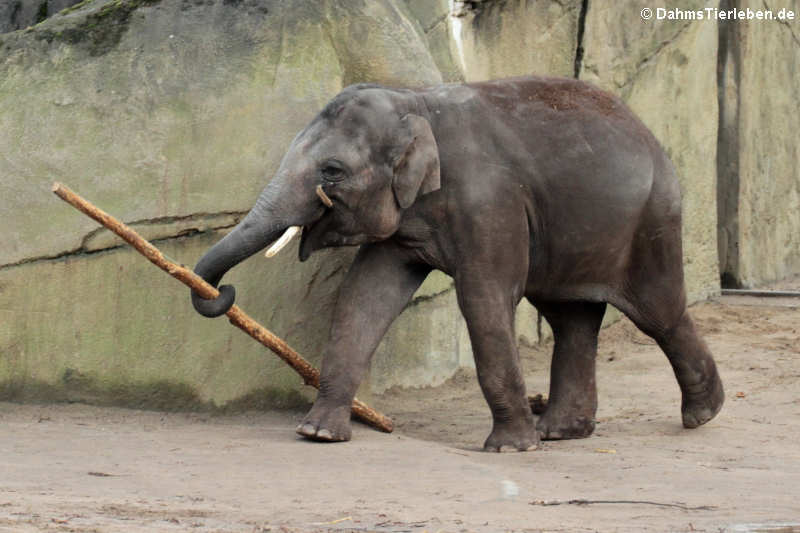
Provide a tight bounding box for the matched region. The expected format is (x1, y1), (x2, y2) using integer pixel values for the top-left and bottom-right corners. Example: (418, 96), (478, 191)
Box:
(618, 154), (724, 428)
(635, 306), (725, 428)
(620, 233), (724, 428)
(533, 300), (606, 440)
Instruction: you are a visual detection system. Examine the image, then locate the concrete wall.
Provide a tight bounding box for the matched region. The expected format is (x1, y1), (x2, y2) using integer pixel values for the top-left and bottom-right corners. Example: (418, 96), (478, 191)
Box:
(453, 0), (582, 79)
(1, 0), (798, 408)
(717, 0), (800, 288)
(0, 0), (83, 33)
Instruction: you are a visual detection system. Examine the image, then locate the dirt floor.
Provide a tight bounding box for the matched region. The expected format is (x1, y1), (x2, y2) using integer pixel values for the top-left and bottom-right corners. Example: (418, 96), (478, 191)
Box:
(1, 283), (799, 532)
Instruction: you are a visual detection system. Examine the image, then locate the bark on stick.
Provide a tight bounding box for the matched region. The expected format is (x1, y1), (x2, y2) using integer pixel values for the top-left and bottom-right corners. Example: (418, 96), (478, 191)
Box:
(52, 182), (393, 433)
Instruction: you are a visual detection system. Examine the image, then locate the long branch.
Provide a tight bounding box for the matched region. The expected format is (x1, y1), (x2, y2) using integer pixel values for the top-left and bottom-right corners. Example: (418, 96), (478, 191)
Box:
(52, 182), (393, 433)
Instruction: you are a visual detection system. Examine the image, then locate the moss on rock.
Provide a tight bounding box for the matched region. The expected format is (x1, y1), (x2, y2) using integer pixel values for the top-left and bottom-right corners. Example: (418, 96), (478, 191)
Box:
(34, 0), (162, 56)
(60, 0), (97, 15)
(0, 371), (310, 413)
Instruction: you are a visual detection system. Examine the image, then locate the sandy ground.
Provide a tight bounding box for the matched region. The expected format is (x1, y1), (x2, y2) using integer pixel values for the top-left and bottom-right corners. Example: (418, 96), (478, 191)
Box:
(1, 286), (799, 532)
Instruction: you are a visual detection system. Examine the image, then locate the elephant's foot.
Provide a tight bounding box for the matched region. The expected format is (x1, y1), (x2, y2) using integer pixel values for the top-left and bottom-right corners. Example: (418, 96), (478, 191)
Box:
(296, 402), (352, 442)
(681, 371), (724, 429)
(483, 417), (539, 452)
(530, 395), (596, 440)
(536, 411), (596, 440)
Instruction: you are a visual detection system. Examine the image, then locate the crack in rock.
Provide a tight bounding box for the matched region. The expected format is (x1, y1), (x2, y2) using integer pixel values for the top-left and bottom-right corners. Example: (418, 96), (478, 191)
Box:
(423, 12), (448, 34)
(1, 211), (246, 270)
(616, 20), (693, 91)
(763, 0), (800, 47)
(573, 0), (588, 78)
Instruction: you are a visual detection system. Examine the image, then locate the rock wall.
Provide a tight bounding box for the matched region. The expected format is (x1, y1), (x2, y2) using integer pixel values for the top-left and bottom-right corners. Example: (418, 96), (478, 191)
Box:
(717, 0), (800, 288)
(453, 0), (583, 79)
(1, 0), (797, 408)
(0, 0), (83, 33)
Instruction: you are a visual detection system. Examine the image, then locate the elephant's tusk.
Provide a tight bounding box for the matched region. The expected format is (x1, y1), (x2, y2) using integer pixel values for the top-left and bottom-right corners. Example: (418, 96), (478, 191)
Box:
(316, 185), (333, 208)
(265, 226), (302, 258)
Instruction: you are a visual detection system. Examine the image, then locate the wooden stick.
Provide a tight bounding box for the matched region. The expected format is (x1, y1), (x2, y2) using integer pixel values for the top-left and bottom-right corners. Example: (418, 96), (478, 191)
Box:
(52, 182), (393, 433)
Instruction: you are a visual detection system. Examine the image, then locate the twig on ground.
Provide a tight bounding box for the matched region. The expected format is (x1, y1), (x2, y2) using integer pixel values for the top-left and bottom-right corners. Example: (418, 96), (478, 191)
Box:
(529, 499), (717, 511)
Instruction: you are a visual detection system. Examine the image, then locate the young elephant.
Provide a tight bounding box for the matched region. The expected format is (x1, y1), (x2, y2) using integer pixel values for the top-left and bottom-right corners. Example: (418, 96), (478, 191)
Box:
(190, 76), (724, 451)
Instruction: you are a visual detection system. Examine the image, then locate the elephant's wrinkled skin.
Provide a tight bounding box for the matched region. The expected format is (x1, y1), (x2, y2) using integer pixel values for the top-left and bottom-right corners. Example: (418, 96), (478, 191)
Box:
(191, 76), (724, 451)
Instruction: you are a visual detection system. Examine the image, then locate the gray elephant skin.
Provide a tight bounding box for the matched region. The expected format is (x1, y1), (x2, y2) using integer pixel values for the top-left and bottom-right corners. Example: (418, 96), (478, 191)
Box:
(190, 75), (724, 452)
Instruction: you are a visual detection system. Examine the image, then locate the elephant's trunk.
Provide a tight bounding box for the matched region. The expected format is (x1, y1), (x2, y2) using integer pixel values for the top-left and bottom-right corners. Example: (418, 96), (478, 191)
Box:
(191, 199), (289, 318)
(191, 167), (330, 318)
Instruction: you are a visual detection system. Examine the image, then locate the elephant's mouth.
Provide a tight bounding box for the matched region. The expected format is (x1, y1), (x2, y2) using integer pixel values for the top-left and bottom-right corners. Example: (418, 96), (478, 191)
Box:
(298, 210), (365, 262)
(264, 202), (330, 260)
(263, 220), (326, 262)
(264, 186), (360, 262)
(298, 213), (334, 262)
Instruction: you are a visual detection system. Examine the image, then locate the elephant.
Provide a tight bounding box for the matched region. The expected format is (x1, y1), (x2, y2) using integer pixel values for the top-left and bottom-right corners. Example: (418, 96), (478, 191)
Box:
(190, 75), (724, 452)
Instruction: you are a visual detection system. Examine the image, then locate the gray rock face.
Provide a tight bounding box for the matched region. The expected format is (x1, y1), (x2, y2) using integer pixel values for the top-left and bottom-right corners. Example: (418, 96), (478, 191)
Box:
(454, 0), (583, 80)
(1, 0), (797, 408)
(0, 0), (83, 33)
(717, 0), (800, 288)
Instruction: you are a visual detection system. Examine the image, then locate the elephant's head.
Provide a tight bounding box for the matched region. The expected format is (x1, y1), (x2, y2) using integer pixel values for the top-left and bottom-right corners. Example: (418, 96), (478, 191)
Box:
(191, 86), (441, 317)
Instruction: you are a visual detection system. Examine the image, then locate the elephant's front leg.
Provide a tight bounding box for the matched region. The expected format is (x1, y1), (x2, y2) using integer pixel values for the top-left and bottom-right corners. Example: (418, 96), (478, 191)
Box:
(297, 242), (430, 442)
(456, 277), (539, 452)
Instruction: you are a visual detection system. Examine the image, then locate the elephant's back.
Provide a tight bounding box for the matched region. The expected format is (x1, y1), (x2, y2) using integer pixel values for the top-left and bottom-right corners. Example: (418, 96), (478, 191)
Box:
(425, 74), (676, 244)
(427, 75), (660, 190)
(468, 75), (625, 120)
(442, 77), (673, 290)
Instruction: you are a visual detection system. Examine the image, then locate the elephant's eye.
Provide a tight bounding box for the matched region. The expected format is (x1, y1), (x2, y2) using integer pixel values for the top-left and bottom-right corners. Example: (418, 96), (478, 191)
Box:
(320, 161), (346, 182)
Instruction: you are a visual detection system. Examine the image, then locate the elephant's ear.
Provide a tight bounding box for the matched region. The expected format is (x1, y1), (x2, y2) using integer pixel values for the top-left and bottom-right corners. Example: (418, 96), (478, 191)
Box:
(392, 114), (441, 209)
